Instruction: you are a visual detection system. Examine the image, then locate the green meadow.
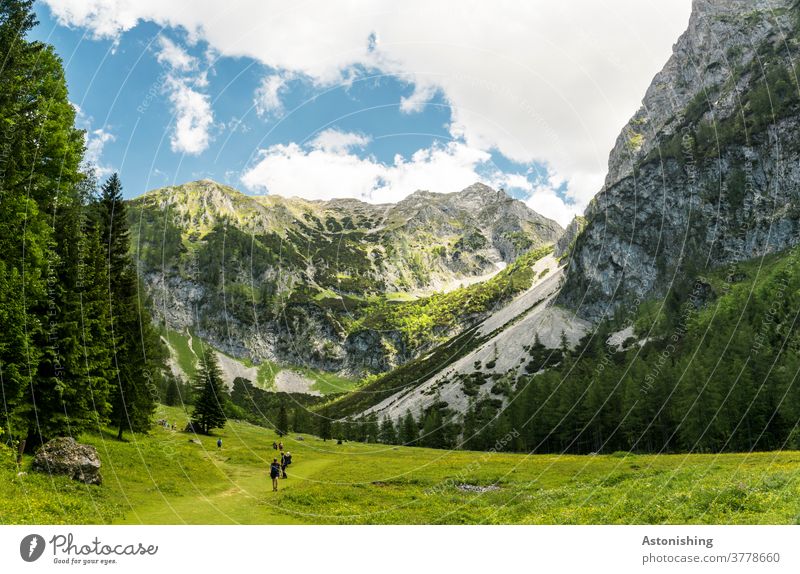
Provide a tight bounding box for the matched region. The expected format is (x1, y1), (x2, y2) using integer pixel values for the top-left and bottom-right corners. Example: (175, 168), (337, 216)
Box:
(3, 405), (800, 525)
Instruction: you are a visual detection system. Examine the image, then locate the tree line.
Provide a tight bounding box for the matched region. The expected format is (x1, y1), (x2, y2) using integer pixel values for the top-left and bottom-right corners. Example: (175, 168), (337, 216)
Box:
(319, 251), (800, 454)
(0, 1), (166, 450)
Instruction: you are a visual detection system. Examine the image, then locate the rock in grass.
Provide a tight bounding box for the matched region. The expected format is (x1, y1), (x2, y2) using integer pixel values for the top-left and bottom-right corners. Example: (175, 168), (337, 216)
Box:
(32, 437), (102, 485)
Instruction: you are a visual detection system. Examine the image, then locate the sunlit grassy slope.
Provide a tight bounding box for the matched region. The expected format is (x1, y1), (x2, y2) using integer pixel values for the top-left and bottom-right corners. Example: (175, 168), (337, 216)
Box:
(3, 405), (800, 525)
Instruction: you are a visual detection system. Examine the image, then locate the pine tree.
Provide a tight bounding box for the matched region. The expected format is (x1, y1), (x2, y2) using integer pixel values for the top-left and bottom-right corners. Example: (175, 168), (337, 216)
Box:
(0, 0), (88, 447)
(379, 417), (397, 444)
(364, 413), (379, 443)
(164, 375), (180, 406)
(318, 413), (332, 441)
(400, 410), (419, 445)
(97, 173), (165, 439)
(276, 404), (288, 435)
(420, 408), (445, 449)
(190, 348), (227, 435)
(292, 406), (309, 434)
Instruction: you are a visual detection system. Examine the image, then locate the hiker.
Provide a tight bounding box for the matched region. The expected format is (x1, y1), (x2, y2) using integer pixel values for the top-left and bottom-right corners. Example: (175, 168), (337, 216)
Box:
(282, 451), (292, 478)
(280, 452), (287, 478)
(272, 441), (277, 450)
(270, 458), (281, 491)
(217, 438), (222, 449)
(278, 441), (284, 451)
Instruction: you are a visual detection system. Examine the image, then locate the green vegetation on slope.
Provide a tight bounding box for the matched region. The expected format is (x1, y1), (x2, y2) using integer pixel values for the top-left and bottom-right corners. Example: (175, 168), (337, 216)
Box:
(4, 406), (800, 525)
(349, 245), (552, 348)
(443, 244), (800, 455)
(162, 328), (202, 379)
(326, 246), (552, 417)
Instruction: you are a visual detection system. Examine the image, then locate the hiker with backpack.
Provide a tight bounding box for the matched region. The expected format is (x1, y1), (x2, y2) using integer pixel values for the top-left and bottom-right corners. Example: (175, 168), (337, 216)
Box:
(270, 458), (281, 492)
(282, 451), (292, 478)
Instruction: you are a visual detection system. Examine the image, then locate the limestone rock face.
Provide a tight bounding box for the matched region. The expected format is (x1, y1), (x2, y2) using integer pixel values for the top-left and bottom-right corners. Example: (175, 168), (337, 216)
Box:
(130, 179), (562, 377)
(561, 0), (800, 320)
(554, 216), (586, 259)
(32, 437), (102, 485)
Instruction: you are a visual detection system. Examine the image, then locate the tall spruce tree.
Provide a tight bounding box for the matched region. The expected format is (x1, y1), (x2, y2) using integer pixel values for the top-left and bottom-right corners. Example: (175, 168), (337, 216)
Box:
(400, 410), (419, 445)
(318, 412), (332, 441)
(191, 348), (227, 435)
(97, 173), (164, 439)
(276, 404), (288, 435)
(379, 417), (397, 444)
(164, 375), (180, 406)
(0, 0), (109, 447)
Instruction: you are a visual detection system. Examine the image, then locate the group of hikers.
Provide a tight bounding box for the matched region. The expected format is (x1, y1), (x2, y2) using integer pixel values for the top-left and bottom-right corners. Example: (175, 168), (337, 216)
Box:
(269, 441), (292, 491)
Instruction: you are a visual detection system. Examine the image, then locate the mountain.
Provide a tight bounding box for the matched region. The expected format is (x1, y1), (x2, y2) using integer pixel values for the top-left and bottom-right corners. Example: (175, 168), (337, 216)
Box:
(560, 0), (800, 320)
(128, 180), (562, 385)
(323, 0), (800, 425)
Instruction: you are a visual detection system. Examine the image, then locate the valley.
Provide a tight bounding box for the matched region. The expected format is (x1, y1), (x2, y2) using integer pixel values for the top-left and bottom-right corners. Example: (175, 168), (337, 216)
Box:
(4, 405), (800, 525)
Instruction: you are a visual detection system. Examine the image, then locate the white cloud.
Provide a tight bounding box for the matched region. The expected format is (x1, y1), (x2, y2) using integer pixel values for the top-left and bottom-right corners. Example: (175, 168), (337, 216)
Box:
(44, 0), (692, 208)
(72, 103), (116, 177)
(525, 186), (576, 228)
(241, 130), (578, 223)
(154, 35), (214, 155)
(156, 36), (195, 71)
(84, 128), (116, 177)
(165, 76), (213, 155)
(254, 73), (289, 117)
(309, 129), (370, 153)
(400, 82), (437, 114)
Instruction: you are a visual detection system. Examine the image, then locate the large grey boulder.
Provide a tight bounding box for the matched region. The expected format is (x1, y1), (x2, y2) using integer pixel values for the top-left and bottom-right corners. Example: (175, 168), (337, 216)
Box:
(32, 437), (102, 485)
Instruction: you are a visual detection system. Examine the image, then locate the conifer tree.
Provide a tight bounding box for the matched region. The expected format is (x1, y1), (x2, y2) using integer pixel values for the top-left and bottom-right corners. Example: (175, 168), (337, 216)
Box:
(0, 0), (97, 447)
(191, 348), (227, 435)
(379, 417), (397, 444)
(367, 415), (379, 442)
(164, 375), (180, 406)
(318, 413), (332, 441)
(97, 173), (165, 439)
(421, 408), (445, 448)
(400, 410), (419, 445)
(276, 404), (288, 435)
(291, 406), (309, 434)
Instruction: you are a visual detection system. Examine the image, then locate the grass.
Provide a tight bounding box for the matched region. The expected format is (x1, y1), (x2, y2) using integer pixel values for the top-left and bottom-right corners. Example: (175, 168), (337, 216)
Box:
(4, 405), (800, 524)
(255, 360), (280, 390)
(290, 366), (360, 395)
(162, 328), (199, 379)
(161, 331), (351, 396)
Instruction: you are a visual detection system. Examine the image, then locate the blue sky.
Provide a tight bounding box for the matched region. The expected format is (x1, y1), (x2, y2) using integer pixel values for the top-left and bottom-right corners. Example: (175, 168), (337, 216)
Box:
(34, 1), (691, 225)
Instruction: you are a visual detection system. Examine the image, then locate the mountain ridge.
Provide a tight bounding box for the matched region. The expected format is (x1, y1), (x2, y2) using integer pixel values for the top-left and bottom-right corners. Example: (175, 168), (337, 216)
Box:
(128, 178), (563, 384)
(560, 0), (800, 320)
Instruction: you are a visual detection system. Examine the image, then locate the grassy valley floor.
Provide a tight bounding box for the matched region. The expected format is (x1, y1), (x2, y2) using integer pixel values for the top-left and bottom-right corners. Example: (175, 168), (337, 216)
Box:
(3, 405), (800, 524)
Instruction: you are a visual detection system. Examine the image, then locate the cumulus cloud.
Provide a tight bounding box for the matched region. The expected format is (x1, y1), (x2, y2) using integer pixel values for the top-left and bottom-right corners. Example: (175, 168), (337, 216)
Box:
(240, 135), (555, 218)
(84, 128), (116, 177)
(399, 82), (438, 114)
(72, 103), (116, 177)
(164, 76), (213, 155)
(525, 186), (577, 228)
(156, 36), (195, 71)
(254, 73), (290, 117)
(309, 128), (370, 153)
(154, 35), (214, 155)
(44, 0), (691, 208)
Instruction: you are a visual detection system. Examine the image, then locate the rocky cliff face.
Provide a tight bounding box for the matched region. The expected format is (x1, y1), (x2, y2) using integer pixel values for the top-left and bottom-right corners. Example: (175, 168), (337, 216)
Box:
(561, 0), (800, 320)
(554, 216), (587, 259)
(129, 180), (561, 375)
